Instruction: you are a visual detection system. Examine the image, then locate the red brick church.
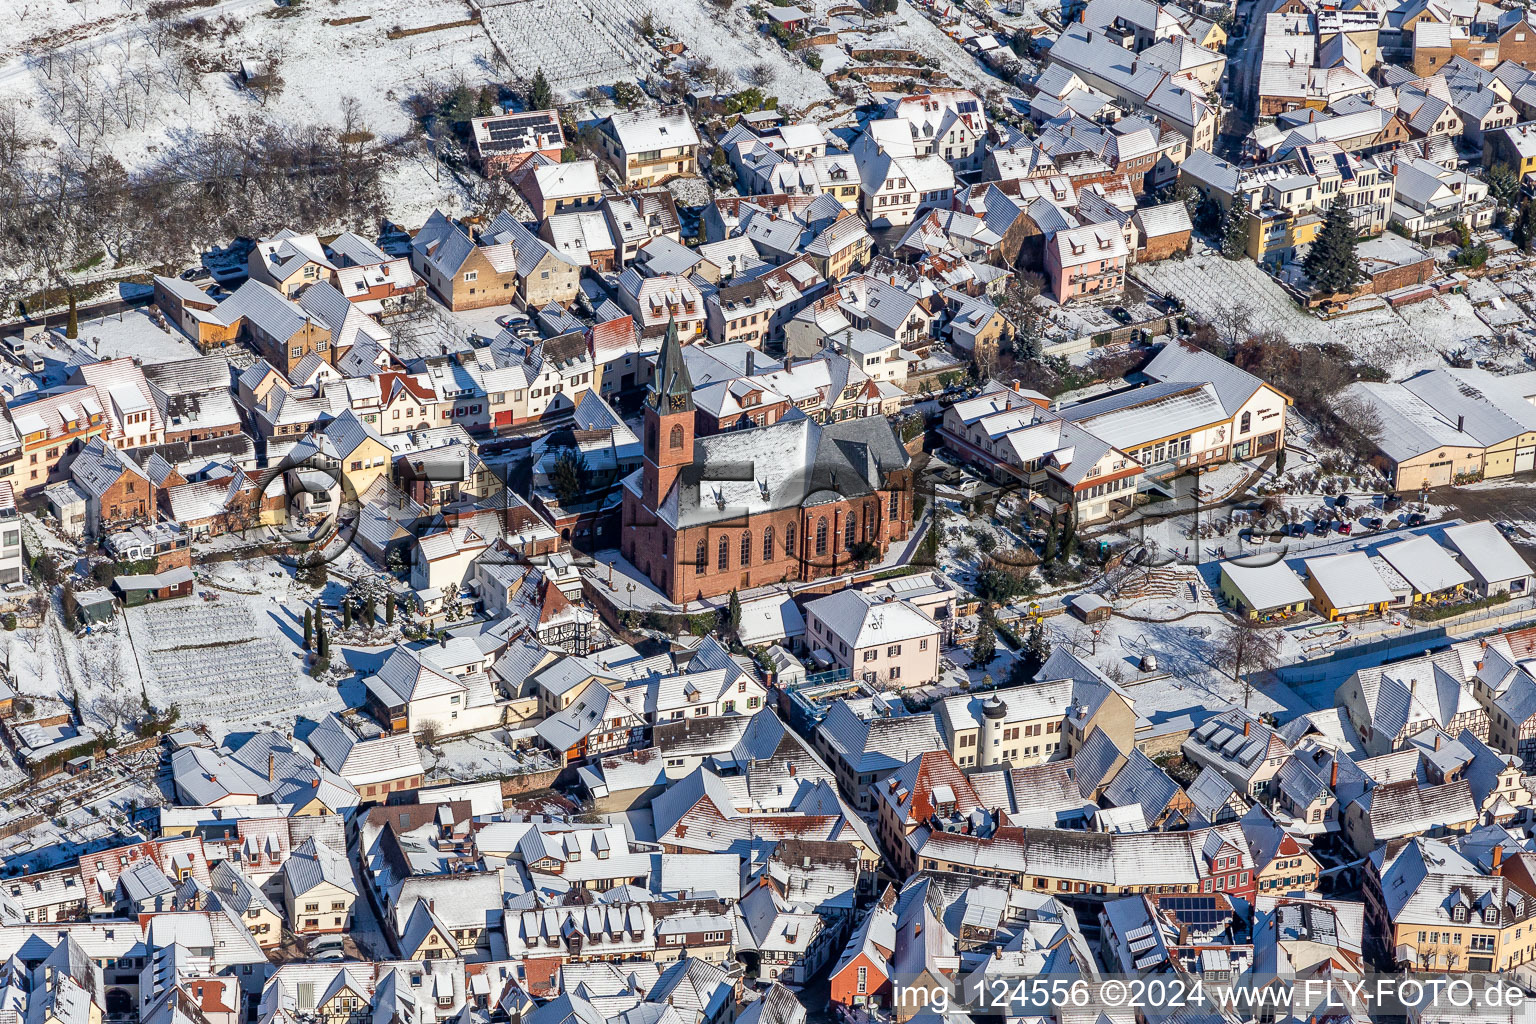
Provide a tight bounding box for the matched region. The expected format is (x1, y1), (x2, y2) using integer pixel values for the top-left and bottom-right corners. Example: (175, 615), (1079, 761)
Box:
(621, 324), (915, 605)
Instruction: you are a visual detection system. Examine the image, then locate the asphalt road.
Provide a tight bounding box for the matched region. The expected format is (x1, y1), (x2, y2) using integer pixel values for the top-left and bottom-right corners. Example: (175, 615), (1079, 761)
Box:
(0, 290), (155, 337)
(1230, 0), (1286, 119)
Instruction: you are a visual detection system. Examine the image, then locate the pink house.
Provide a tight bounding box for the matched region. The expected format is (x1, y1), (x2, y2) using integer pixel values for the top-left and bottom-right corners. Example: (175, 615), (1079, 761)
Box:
(803, 589), (941, 688)
(1046, 223), (1129, 302)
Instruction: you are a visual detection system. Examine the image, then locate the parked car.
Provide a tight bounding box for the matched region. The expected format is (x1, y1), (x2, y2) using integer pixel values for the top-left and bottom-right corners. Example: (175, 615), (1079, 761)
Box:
(1337, 522), (1352, 535)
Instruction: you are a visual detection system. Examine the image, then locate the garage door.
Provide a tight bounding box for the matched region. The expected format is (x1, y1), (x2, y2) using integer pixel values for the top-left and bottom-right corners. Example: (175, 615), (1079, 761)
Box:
(1423, 460), (1453, 488)
(494, 410), (514, 427)
(1518, 448), (1535, 473)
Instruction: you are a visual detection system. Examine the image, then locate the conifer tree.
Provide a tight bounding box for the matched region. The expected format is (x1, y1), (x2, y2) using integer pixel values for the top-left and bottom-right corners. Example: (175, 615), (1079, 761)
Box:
(1220, 203), (1248, 260)
(528, 68), (553, 111)
(1303, 194), (1363, 296)
(971, 621), (996, 666)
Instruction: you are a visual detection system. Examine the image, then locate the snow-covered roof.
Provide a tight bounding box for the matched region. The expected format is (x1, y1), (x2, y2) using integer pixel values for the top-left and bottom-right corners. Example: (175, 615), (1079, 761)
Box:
(1444, 521), (1533, 586)
(804, 590), (940, 650)
(1304, 551), (1393, 610)
(1376, 535), (1473, 596)
(1220, 559), (1311, 612)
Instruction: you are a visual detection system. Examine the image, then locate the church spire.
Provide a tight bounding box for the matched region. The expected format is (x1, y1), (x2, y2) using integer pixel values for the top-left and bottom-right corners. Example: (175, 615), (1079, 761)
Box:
(649, 316), (694, 413)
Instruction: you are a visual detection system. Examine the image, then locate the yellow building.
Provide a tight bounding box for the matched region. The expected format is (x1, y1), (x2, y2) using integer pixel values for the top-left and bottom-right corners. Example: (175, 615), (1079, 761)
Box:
(1219, 560), (1312, 621)
(1245, 203), (1324, 263)
(279, 837), (356, 935)
(1303, 551), (1392, 620)
(1375, 838), (1536, 973)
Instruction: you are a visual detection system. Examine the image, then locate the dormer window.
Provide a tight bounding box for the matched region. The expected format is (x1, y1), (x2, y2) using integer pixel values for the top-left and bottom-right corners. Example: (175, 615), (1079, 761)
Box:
(1454, 905), (1467, 922)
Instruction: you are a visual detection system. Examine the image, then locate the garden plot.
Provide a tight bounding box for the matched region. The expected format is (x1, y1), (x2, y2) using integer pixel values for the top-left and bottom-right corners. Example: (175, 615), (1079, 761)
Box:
(481, 0), (833, 105)
(481, 0), (653, 99)
(1133, 252), (1460, 376)
(1396, 292), (1495, 353)
(844, 0), (1025, 98)
(130, 596), (342, 733)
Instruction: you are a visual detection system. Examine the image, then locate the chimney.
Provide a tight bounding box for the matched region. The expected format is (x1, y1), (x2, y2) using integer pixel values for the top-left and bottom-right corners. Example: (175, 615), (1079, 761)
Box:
(439, 633), (449, 647)
(268, 754), (276, 782)
(1243, 720), (1251, 737)
(746, 350), (755, 375)
(1011, 380), (1021, 393)
(1457, 414), (1465, 432)
(1494, 845), (1504, 874)
(1435, 734), (1442, 750)
(429, 898), (435, 912)
(1330, 761), (1338, 788)
(310, 778), (319, 788)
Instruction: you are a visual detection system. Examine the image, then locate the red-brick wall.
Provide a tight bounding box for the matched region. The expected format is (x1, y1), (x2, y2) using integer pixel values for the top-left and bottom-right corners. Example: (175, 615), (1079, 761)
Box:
(1137, 229), (1191, 263)
(1367, 255), (1436, 294)
(98, 474), (156, 531)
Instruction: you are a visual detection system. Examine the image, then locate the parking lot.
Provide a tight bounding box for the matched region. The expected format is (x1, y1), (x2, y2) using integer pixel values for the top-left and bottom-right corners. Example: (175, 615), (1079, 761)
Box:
(1433, 480), (1536, 561)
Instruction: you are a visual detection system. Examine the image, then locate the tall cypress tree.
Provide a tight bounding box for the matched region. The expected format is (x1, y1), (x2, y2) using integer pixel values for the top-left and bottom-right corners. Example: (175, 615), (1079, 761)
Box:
(303, 608), (313, 651)
(1303, 194), (1363, 296)
(1220, 203), (1248, 260)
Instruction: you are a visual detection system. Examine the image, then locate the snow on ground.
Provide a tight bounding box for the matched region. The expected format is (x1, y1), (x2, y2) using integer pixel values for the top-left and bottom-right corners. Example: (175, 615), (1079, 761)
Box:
(1042, 602), (1310, 722)
(126, 591), (345, 735)
(0, 0), (497, 226)
(378, 156), (482, 234)
(483, 0), (831, 106)
(431, 731), (559, 783)
(1133, 246), (1481, 377)
(846, 0), (1024, 98)
(54, 309), (205, 367)
(1396, 291), (1494, 353)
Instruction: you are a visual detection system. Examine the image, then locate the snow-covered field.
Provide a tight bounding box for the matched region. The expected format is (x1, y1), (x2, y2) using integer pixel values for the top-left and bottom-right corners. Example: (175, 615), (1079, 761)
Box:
(484, 0), (833, 107)
(128, 594), (344, 732)
(1133, 246), (1518, 378)
(0, 0), (495, 226)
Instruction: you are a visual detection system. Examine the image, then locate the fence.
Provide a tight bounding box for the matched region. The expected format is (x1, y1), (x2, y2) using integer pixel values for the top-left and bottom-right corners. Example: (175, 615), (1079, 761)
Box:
(1277, 627), (1451, 682)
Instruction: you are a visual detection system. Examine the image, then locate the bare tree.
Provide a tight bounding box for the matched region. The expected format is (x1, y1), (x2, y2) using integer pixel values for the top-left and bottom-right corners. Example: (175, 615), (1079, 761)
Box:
(91, 692), (141, 736)
(248, 43), (287, 107)
(1331, 391), (1385, 463)
(1212, 617), (1281, 708)
(745, 61), (775, 89)
(1209, 298), (1254, 352)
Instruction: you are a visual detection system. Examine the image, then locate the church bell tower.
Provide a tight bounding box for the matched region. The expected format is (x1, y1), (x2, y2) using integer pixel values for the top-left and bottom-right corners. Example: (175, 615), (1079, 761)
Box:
(642, 318), (694, 511)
